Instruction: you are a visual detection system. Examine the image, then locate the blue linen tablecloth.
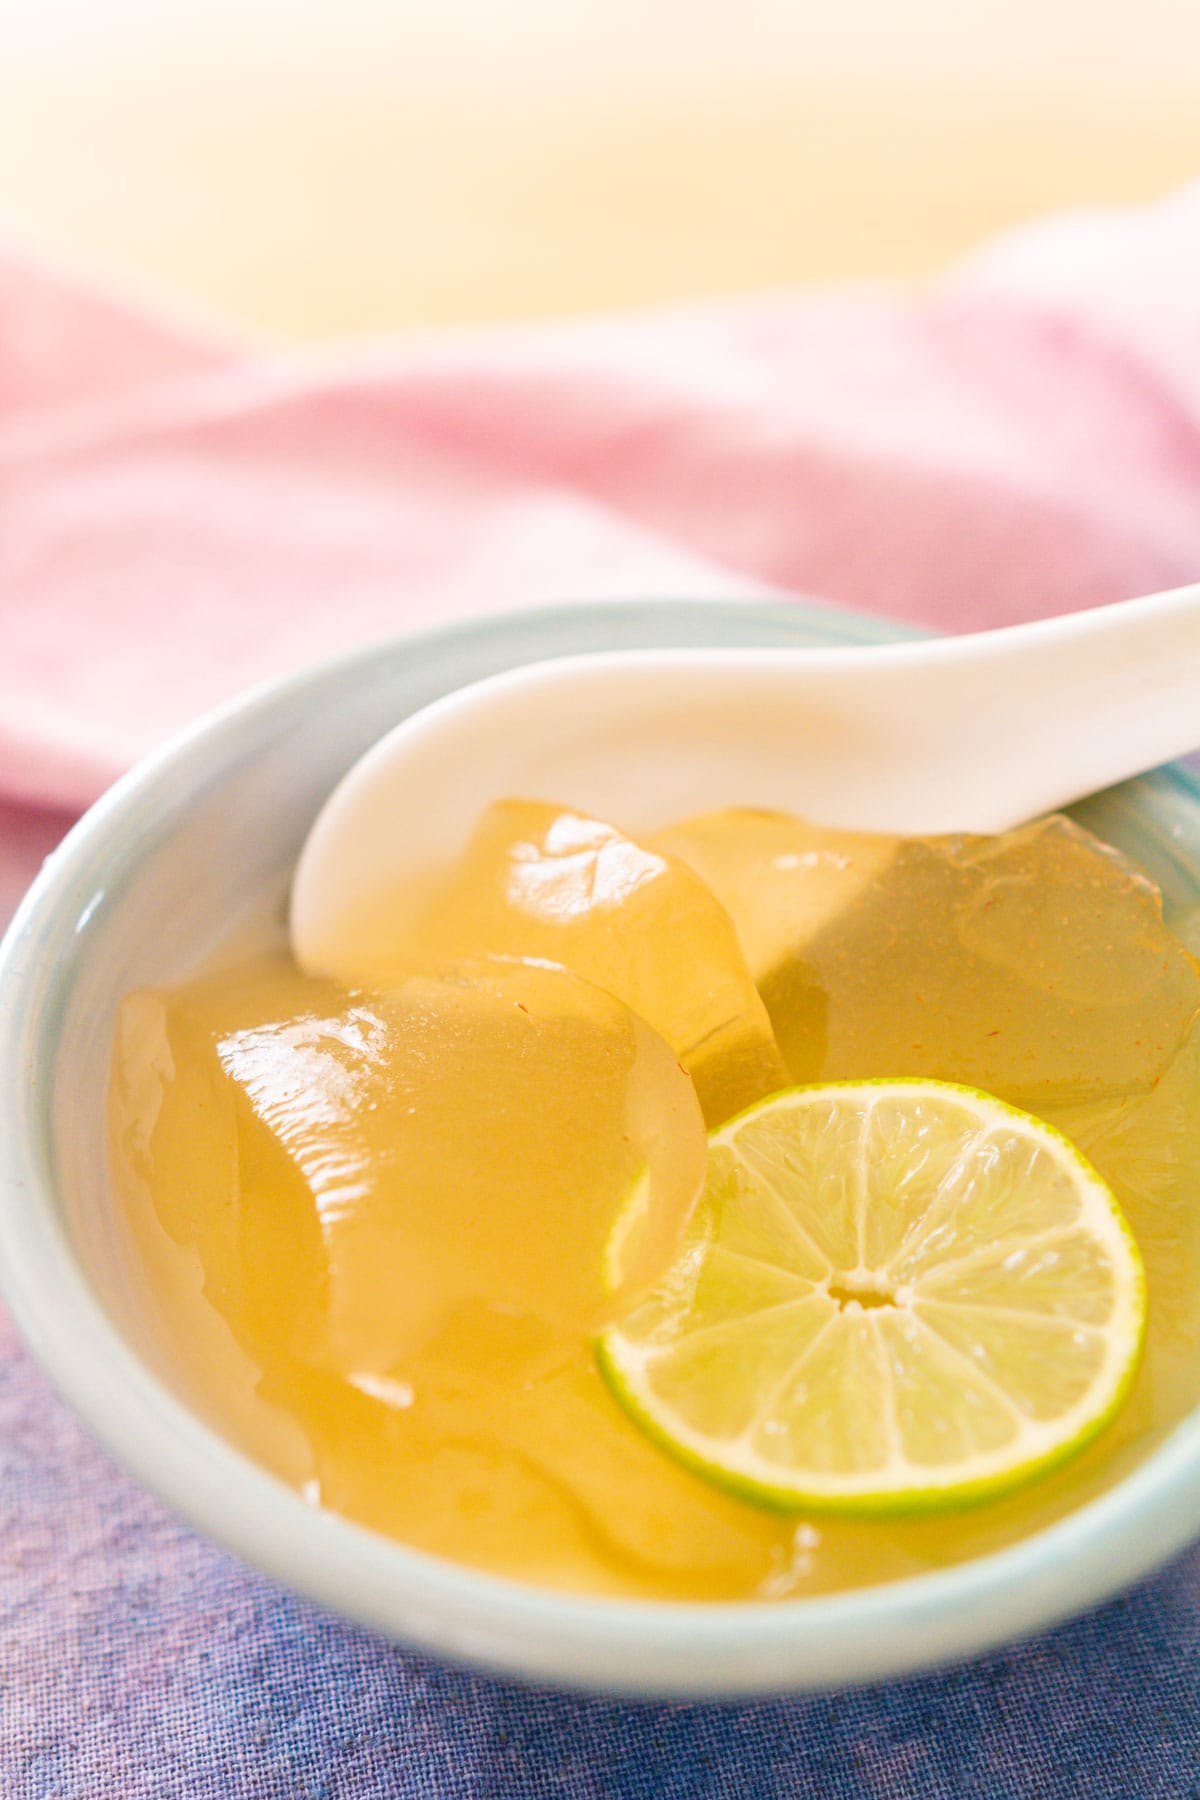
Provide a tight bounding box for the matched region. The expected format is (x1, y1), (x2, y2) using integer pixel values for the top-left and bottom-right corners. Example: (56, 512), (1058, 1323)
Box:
(3, 1308), (1198, 1800)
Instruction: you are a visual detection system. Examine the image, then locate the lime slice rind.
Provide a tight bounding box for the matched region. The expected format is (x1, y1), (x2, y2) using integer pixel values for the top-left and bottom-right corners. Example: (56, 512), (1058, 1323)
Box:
(598, 1080), (1146, 1517)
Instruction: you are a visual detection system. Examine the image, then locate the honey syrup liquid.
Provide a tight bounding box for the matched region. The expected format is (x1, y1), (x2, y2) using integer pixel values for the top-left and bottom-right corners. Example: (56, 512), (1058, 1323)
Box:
(109, 805), (1200, 1600)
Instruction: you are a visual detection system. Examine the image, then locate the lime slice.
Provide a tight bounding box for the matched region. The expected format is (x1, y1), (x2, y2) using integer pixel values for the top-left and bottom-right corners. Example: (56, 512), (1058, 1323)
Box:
(598, 1080), (1146, 1514)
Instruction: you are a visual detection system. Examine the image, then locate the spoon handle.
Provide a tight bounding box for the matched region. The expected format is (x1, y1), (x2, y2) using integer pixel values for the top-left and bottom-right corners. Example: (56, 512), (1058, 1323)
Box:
(816, 582), (1200, 830)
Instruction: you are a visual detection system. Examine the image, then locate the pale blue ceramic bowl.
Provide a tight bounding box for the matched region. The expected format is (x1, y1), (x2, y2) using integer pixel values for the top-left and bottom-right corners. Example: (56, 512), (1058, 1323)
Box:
(3, 598), (1200, 1697)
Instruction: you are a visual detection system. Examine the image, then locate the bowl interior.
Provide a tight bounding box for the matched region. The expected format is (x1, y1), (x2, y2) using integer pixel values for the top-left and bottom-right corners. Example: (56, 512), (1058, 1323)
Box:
(5, 596), (1200, 1696)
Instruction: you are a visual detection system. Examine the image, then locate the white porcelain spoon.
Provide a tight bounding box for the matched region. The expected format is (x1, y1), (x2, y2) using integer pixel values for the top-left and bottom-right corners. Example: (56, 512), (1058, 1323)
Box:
(291, 585), (1200, 969)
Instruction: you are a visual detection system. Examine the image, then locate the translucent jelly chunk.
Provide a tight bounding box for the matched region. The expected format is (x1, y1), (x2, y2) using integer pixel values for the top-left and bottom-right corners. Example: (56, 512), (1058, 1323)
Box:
(654, 808), (899, 983)
(311, 798), (788, 1126)
(661, 809), (1200, 1108)
(110, 955), (706, 1377)
(110, 953), (815, 1599)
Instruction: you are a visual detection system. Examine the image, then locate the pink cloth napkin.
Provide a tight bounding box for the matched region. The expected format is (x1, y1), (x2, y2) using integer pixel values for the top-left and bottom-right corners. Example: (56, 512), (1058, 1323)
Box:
(4, 183), (1200, 921)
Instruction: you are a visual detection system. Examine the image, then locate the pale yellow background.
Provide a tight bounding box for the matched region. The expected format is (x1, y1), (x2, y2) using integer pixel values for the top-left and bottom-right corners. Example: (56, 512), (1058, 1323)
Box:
(1, 0), (1199, 339)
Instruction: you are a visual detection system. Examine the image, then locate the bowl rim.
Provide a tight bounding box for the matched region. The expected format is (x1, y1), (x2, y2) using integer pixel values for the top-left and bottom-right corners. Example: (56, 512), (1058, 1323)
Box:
(3, 595), (1200, 1698)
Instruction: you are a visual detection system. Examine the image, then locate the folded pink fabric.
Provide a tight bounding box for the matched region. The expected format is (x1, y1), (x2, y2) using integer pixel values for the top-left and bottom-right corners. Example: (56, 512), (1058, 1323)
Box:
(4, 183), (1200, 920)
